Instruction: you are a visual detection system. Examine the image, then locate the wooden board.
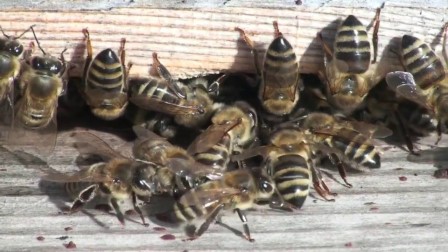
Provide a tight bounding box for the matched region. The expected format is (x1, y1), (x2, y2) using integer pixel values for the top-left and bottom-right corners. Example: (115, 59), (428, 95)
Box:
(0, 4), (446, 78)
(1, 129), (448, 251)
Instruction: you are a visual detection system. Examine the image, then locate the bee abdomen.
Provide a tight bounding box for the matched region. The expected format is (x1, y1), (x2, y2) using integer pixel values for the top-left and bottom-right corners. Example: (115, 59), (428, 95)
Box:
(264, 37), (299, 84)
(271, 154), (310, 208)
(194, 136), (231, 171)
(401, 35), (445, 90)
(335, 15), (371, 74)
(87, 49), (124, 91)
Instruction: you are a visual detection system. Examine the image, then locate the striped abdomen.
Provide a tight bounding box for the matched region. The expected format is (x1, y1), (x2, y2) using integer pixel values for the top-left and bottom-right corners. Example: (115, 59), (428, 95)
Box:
(334, 15), (371, 74)
(401, 35), (445, 90)
(193, 134), (232, 171)
(86, 49), (125, 93)
(64, 164), (104, 198)
(261, 36), (300, 115)
(131, 78), (186, 106)
(316, 128), (380, 168)
(268, 154), (310, 209)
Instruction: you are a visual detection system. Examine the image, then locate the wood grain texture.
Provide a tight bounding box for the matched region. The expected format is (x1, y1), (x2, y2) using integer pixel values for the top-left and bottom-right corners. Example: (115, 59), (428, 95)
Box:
(0, 5), (446, 79)
(1, 129), (448, 251)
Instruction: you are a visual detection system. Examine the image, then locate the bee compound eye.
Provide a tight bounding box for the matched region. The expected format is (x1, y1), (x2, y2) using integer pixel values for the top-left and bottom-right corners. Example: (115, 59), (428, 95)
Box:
(260, 180), (274, 193)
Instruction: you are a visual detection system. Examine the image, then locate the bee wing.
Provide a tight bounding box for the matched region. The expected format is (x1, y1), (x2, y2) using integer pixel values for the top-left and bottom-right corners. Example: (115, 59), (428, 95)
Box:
(5, 148), (108, 183)
(8, 101), (57, 157)
(166, 157), (223, 178)
(231, 145), (274, 161)
(262, 73), (300, 102)
(178, 187), (241, 207)
(339, 120), (393, 139)
(187, 120), (241, 155)
(70, 132), (126, 160)
(0, 77), (14, 143)
(312, 127), (377, 146)
(129, 95), (203, 116)
(132, 125), (166, 141)
(385, 71), (431, 110)
(407, 147), (448, 164)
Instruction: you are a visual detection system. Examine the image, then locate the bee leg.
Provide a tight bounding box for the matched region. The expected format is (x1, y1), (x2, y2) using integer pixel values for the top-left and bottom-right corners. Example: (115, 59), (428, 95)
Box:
(235, 208), (255, 242)
(269, 188), (296, 211)
(82, 28), (93, 81)
(187, 203), (225, 241)
(327, 153), (352, 188)
(436, 121), (443, 145)
(394, 110), (418, 155)
(151, 52), (186, 99)
(110, 197), (126, 225)
(235, 27), (262, 77)
(371, 8), (381, 64)
(132, 192), (148, 226)
(310, 163), (336, 201)
(207, 74), (228, 97)
(70, 184), (98, 213)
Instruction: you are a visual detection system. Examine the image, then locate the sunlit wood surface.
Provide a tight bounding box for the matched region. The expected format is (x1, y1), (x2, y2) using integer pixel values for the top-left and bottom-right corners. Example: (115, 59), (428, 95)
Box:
(1, 128), (447, 251)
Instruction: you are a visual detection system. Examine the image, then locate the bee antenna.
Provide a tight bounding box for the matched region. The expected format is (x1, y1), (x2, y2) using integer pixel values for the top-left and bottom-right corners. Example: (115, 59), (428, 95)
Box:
(16, 25), (36, 39)
(30, 26), (46, 55)
(0, 26), (10, 39)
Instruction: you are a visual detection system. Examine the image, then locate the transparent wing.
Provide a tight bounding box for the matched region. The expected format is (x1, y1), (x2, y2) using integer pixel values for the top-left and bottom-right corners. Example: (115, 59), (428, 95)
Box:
(231, 145), (274, 161)
(407, 147), (448, 164)
(70, 131), (126, 160)
(165, 156), (223, 178)
(129, 95), (203, 116)
(385, 71), (431, 110)
(84, 89), (127, 108)
(187, 119), (241, 155)
(132, 124), (166, 141)
(178, 187), (241, 208)
(338, 120), (393, 139)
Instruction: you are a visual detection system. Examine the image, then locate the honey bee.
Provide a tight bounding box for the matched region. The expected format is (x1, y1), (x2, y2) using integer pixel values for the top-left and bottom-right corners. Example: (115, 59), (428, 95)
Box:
(232, 126), (340, 209)
(129, 53), (221, 129)
(187, 101), (258, 171)
(132, 125), (222, 197)
(299, 112), (391, 169)
(0, 25), (33, 141)
(8, 27), (67, 156)
(156, 168), (276, 242)
(386, 24), (448, 144)
(80, 29), (128, 120)
(359, 80), (435, 154)
(317, 9), (382, 115)
(236, 21), (302, 116)
(37, 132), (166, 226)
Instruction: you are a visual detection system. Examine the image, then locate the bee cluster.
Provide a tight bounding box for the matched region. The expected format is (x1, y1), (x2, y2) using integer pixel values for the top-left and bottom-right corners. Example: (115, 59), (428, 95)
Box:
(1, 8), (448, 242)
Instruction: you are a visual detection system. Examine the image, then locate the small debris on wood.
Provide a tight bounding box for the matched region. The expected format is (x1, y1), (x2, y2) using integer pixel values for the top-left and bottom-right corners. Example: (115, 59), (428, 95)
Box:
(63, 241), (77, 249)
(370, 207), (379, 211)
(364, 202), (375, 205)
(94, 204), (112, 213)
(36, 236), (45, 241)
(153, 227), (167, 232)
(409, 223), (431, 227)
(434, 169), (448, 179)
(295, 0), (303, 5)
(160, 234), (176, 240)
(414, 173), (418, 176)
(0, 168), (7, 171)
(344, 242), (353, 247)
(395, 168), (404, 170)
(385, 222), (392, 225)
(57, 236), (69, 240)
(64, 227), (73, 232)
(399, 176), (408, 181)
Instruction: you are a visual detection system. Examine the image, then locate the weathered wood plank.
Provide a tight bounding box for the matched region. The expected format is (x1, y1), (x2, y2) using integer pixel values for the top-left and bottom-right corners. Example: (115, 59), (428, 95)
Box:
(1, 128), (447, 251)
(0, 5), (446, 79)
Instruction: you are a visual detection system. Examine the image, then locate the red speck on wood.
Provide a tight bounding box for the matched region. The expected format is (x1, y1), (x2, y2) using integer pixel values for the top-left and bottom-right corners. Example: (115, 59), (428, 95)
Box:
(370, 207), (379, 211)
(160, 234), (176, 240)
(344, 242), (353, 247)
(64, 241), (76, 249)
(399, 176), (407, 181)
(64, 227), (73, 231)
(36, 236), (45, 241)
(153, 227), (167, 232)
